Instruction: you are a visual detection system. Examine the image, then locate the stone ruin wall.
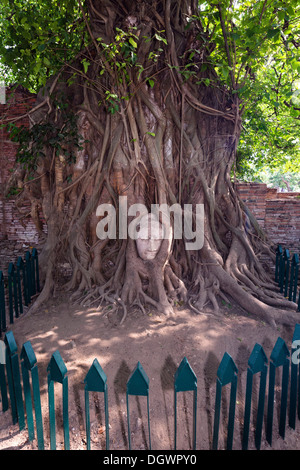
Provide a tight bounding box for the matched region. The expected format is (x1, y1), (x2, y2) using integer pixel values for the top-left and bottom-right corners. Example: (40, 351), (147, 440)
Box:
(236, 182), (300, 256)
(0, 86), (40, 270)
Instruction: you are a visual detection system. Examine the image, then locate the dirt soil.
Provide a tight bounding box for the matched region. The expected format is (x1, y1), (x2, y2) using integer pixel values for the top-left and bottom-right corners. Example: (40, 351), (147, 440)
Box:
(1, 292), (300, 451)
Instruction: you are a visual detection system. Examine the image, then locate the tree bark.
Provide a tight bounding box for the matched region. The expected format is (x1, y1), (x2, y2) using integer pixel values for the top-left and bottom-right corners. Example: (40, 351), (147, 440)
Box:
(15, 0), (297, 328)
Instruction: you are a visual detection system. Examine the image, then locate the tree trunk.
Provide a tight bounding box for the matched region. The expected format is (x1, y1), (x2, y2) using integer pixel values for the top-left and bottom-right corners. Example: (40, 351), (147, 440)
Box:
(18, 0), (297, 327)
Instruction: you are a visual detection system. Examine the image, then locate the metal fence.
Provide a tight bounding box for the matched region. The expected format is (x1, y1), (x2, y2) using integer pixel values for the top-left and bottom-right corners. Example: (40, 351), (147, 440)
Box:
(2, 326), (300, 450)
(0, 248), (40, 336)
(275, 245), (300, 311)
(1, 244), (300, 450)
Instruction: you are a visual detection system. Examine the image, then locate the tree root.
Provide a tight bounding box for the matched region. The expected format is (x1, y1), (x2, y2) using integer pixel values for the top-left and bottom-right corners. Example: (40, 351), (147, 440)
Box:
(75, 245), (189, 324)
(22, 2), (299, 333)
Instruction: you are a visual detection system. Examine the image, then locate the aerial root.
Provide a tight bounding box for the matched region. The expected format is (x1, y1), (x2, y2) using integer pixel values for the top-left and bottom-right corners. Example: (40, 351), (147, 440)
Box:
(229, 264), (297, 310)
(164, 265), (188, 304)
(188, 272), (223, 316)
(78, 285), (128, 324)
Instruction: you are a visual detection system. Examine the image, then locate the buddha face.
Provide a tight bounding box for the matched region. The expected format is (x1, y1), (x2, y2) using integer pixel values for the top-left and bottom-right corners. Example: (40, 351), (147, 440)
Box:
(136, 214), (164, 260)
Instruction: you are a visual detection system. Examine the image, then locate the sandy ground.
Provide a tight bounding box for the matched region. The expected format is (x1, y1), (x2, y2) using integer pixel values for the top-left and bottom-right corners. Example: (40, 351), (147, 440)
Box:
(1, 292), (300, 451)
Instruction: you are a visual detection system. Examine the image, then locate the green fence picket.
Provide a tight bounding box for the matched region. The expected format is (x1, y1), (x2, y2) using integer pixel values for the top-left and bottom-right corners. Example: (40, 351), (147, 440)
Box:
(174, 357), (197, 450)
(212, 352), (238, 450)
(25, 251), (32, 304)
(266, 337), (290, 446)
(0, 339), (8, 412)
(289, 324), (300, 429)
(8, 263), (18, 323)
(0, 271), (6, 335)
(275, 245), (283, 283)
(279, 249), (286, 292)
(4, 331), (25, 429)
(84, 359), (109, 450)
(31, 248), (40, 293)
(126, 362), (151, 450)
(284, 249), (290, 297)
(242, 344), (268, 450)
(288, 254), (299, 303)
(16, 257), (25, 315)
(21, 341), (44, 449)
(276, 245), (299, 310)
(47, 350), (69, 450)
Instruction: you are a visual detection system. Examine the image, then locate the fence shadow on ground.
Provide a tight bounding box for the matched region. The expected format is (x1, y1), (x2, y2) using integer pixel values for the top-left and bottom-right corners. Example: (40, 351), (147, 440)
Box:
(1, 244), (300, 450)
(1, 323), (300, 450)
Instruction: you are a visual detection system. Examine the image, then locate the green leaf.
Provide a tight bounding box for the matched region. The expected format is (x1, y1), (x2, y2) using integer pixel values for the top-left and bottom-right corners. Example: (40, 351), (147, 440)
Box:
(266, 28), (280, 39)
(129, 37), (137, 48)
(82, 59), (90, 74)
(33, 62), (42, 74)
(286, 6), (295, 16)
(154, 32), (167, 45)
(291, 59), (300, 71)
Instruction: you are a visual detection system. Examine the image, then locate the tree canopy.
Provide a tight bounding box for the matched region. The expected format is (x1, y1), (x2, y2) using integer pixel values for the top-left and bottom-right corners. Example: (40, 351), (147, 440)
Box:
(0, 0), (85, 89)
(1, 0), (300, 179)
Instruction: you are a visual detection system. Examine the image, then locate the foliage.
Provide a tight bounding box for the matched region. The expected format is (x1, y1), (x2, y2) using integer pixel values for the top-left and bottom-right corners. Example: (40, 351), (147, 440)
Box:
(230, 0), (300, 181)
(240, 163), (300, 191)
(0, 0), (86, 91)
(6, 101), (84, 172)
(192, 1), (300, 180)
(0, 0), (299, 182)
(258, 169), (300, 191)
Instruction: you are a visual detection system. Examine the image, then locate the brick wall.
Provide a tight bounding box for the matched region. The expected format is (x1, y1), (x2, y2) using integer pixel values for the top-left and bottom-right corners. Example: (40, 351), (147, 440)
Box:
(265, 197), (300, 253)
(236, 182), (300, 255)
(0, 86), (38, 244)
(236, 182), (267, 228)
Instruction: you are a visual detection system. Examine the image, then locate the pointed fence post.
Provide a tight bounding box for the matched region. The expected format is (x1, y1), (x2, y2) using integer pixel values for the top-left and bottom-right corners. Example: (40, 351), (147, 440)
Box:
(25, 251), (32, 304)
(126, 362), (151, 450)
(84, 359), (109, 450)
(8, 263), (18, 323)
(280, 249), (290, 295)
(212, 352), (238, 450)
(30, 250), (36, 296)
(266, 337), (290, 446)
(284, 249), (291, 297)
(47, 350), (69, 450)
(20, 341), (44, 450)
(16, 257), (25, 315)
(0, 339), (8, 412)
(174, 357), (197, 450)
(4, 331), (25, 429)
(242, 343), (268, 450)
(0, 271), (6, 335)
(31, 248), (40, 293)
(275, 245), (283, 283)
(279, 248), (286, 292)
(289, 324), (300, 429)
(288, 254), (299, 303)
